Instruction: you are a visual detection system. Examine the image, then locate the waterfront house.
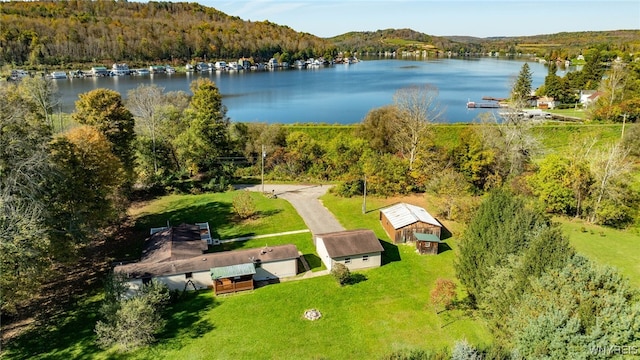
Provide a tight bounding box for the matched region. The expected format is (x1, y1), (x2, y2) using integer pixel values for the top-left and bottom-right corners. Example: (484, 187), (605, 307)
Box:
(580, 90), (603, 108)
(315, 229), (384, 271)
(537, 96), (556, 109)
(380, 203), (441, 244)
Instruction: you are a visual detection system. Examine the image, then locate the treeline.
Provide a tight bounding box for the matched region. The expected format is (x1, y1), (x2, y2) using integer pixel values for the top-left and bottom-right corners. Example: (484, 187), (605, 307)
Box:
(0, 1), (336, 66)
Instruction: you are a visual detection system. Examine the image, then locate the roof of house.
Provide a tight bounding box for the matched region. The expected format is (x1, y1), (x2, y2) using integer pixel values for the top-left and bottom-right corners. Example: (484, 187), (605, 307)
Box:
(115, 243), (299, 279)
(316, 229), (384, 258)
(139, 223), (207, 263)
(380, 203), (441, 230)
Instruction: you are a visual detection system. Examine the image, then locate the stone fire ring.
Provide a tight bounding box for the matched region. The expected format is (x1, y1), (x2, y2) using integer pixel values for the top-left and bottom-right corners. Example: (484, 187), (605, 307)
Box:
(303, 309), (322, 321)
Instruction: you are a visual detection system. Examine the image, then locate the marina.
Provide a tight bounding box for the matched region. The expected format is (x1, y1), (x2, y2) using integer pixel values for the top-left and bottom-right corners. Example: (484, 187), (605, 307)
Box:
(17, 57), (549, 124)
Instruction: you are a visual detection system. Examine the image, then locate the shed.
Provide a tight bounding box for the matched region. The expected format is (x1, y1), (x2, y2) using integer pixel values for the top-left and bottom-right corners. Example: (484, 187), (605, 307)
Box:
(380, 203), (441, 244)
(414, 233), (444, 255)
(315, 229), (384, 271)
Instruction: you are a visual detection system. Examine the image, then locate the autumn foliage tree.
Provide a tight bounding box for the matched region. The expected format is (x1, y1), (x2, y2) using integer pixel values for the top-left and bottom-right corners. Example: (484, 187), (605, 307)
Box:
(73, 89), (136, 185)
(430, 278), (457, 311)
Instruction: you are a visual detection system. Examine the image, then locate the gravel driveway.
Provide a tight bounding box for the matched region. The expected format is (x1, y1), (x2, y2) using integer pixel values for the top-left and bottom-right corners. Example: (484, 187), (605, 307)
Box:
(236, 184), (345, 235)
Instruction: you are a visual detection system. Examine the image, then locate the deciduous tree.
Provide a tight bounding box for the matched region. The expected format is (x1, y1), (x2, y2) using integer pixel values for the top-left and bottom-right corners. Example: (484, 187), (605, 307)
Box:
(392, 85), (443, 171)
(73, 89), (136, 183)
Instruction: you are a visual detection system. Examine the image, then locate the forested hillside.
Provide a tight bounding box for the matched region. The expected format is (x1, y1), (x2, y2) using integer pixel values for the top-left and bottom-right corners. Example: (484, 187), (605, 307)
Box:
(4, 0), (639, 69)
(0, 1), (335, 66)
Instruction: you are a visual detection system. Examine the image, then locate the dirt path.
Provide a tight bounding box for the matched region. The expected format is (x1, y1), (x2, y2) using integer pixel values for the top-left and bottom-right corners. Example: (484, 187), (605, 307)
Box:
(237, 184), (345, 235)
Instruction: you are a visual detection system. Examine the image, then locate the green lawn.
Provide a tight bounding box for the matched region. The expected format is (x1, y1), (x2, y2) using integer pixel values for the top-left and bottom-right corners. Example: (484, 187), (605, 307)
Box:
(131, 191), (307, 240)
(4, 191), (492, 359)
(559, 218), (640, 288)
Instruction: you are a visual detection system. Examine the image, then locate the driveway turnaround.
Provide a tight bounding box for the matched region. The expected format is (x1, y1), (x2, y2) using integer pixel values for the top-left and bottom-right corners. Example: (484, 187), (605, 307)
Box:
(236, 184), (345, 235)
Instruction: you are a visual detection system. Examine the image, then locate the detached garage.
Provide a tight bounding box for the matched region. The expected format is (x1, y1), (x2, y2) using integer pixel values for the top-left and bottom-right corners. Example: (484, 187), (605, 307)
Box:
(380, 203), (442, 244)
(315, 229), (384, 271)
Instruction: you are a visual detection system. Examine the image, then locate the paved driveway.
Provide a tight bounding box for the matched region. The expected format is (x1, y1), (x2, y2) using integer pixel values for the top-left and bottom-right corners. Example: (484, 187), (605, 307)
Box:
(237, 184), (345, 235)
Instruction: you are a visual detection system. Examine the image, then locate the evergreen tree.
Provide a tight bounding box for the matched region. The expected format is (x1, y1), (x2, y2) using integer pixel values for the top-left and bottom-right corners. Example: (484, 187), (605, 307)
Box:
(174, 79), (230, 173)
(511, 63), (532, 104)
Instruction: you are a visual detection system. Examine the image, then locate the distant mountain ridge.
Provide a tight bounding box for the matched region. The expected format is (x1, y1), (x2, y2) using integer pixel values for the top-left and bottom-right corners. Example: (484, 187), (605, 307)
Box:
(1, 0), (638, 67)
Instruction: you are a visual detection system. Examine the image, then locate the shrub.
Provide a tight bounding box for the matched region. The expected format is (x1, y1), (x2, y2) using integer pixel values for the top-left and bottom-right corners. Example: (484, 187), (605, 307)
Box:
(330, 263), (351, 286)
(232, 191), (256, 220)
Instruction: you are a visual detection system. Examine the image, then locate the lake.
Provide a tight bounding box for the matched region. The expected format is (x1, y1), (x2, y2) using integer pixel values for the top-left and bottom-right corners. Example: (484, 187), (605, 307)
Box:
(54, 57), (549, 124)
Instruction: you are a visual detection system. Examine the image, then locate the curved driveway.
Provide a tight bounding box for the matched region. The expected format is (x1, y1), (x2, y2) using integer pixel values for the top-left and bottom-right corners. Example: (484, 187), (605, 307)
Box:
(237, 184), (345, 235)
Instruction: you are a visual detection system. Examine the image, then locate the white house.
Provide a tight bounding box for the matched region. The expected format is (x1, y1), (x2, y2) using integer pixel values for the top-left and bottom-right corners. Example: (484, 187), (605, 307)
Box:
(579, 90), (603, 108)
(315, 229), (384, 271)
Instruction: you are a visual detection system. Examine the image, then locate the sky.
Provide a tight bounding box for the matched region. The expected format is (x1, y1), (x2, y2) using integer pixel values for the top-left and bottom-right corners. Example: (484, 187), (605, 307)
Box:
(203, 0), (640, 38)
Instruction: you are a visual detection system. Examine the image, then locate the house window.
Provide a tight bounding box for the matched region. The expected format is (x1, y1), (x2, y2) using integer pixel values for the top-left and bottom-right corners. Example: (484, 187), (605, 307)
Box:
(425, 242), (431, 247)
(344, 258), (351, 264)
(185, 272), (193, 279)
(362, 255), (369, 262)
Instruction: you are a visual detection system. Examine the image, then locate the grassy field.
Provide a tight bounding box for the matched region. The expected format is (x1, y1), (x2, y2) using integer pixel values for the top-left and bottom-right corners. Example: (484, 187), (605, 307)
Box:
(559, 217), (640, 288)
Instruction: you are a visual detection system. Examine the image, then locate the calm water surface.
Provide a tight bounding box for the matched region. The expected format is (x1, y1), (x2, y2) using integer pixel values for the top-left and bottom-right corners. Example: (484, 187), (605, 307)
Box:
(55, 57), (548, 124)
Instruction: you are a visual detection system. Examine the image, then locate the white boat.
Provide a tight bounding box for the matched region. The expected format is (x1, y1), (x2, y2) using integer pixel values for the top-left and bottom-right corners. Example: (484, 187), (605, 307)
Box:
(165, 65), (176, 73)
(149, 65), (165, 73)
(185, 64), (194, 72)
(112, 63), (130, 76)
(214, 61), (227, 70)
(134, 68), (150, 75)
(49, 71), (67, 79)
(228, 61), (239, 70)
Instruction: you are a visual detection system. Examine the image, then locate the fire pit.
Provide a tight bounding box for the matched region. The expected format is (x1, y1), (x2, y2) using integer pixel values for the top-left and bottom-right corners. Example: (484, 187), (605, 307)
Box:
(303, 309), (322, 321)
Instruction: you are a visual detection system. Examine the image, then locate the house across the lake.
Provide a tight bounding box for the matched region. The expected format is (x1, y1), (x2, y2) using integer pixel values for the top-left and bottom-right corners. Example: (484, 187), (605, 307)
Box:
(315, 229), (384, 271)
(114, 223), (299, 296)
(380, 203), (442, 244)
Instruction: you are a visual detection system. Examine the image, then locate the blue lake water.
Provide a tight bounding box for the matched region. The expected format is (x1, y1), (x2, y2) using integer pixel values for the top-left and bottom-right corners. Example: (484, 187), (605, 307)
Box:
(55, 57), (548, 124)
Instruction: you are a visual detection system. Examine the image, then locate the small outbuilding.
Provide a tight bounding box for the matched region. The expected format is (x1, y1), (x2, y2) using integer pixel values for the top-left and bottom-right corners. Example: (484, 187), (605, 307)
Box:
(315, 229), (384, 271)
(380, 203), (442, 244)
(414, 233), (444, 255)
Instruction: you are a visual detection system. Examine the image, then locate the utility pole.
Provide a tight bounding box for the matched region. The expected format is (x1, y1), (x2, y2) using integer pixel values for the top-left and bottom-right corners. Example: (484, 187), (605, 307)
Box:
(621, 113), (628, 140)
(362, 174), (367, 214)
(261, 144), (265, 194)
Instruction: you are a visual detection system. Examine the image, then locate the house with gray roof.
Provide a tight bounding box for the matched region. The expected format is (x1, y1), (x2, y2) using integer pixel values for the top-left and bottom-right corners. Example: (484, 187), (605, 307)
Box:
(315, 229), (384, 271)
(114, 223), (299, 296)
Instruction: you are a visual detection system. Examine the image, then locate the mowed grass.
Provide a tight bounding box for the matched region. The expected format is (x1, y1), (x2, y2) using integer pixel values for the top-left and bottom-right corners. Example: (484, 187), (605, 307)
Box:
(6, 191), (492, 359)
(130, 191), (307, 240)
(559, 218), (640, 288)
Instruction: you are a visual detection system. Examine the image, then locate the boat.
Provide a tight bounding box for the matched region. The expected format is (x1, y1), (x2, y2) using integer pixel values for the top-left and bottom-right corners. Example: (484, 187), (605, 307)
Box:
(185, 64), (194, 72)
(165, 65), (176, 74)
(196, 62), (211, 72)
(149, 65), (165, 74)
(134, 68), (150, 75)
(49, 71), (68, 79)
(214, 61), (227, 70)
(467, 100), (501, 108)
(112, 63), (130, 76)
(227, 61), (239, 71)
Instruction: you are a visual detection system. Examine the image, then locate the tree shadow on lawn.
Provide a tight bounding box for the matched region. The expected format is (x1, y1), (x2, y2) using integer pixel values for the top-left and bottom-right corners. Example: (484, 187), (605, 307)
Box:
(381, 240), (401, 265)
(157, 291), (219, 349)
(2, 293), (124, 360)
(347, 273), (367, 285)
